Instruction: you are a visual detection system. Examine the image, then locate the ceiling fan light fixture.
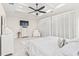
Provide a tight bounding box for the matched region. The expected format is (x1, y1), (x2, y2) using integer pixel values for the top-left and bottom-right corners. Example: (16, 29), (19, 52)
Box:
(36, 13), (38, 15)
(36, 3), (38, 6)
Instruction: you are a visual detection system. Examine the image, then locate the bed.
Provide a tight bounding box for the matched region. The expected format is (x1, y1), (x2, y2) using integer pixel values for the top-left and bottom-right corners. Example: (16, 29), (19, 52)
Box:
(21, 36), (79, 56)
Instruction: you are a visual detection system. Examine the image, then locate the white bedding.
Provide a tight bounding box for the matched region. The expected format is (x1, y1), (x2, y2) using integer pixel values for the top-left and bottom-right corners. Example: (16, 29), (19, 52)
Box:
(61, 41), (79, 56)
(22, 36), (79, 56)
(23, 36), (63, 56)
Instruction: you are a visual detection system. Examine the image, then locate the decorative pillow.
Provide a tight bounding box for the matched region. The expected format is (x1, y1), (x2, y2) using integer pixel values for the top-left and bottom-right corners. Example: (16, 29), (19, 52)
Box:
(58, 38), (66, 48)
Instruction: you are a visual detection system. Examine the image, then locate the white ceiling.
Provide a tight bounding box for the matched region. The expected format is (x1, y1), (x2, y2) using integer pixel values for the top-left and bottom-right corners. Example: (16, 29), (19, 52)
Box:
(2, 3), (79, 19)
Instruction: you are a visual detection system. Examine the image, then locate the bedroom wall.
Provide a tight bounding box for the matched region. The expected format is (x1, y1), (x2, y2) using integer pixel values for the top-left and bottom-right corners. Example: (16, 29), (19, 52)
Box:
(6, 14), (38, 38)
(1, 4), (38, 55)
(38, 10), (79, 39)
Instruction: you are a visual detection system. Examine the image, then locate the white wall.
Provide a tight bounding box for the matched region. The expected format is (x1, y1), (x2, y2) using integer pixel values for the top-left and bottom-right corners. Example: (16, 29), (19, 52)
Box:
(1, 7), (38, 55)
(6, 14), (38, 38)
(0, 4), (12, 56)
(0, 4), (6, 16)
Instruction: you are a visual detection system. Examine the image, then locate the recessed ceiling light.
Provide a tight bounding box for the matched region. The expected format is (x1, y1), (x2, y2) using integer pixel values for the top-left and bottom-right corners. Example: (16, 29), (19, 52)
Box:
(16, 8), (25, 12)
(19, 3), (27, 7)
(55, 3), (65, 9)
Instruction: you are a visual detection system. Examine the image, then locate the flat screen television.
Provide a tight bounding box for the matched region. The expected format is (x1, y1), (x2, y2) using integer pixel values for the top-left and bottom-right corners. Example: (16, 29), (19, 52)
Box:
(20, 20), (29, 28)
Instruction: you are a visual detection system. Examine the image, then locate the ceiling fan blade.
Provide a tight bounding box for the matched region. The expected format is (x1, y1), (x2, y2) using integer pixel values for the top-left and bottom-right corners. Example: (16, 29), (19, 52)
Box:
(37, 6), (45, 11)
(39, 11), (46, 13)
(29, 7), (36, 11)
(28, 11), (35, 13)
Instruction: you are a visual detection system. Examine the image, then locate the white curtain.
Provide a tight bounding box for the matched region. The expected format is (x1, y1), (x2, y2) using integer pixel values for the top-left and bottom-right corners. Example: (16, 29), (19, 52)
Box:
(38, 10), (78, 39)
(52, 11), (78, 39)
(38, 17), (52, 37)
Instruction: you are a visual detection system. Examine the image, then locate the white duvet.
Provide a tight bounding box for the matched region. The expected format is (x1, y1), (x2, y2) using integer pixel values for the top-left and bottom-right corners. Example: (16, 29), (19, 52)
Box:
(23, 36), (79, 56)
(61, 41), (79, 56)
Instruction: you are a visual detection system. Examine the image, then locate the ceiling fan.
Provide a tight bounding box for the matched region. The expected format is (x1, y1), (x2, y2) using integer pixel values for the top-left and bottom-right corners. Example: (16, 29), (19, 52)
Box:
(28, 3), (46, 15)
